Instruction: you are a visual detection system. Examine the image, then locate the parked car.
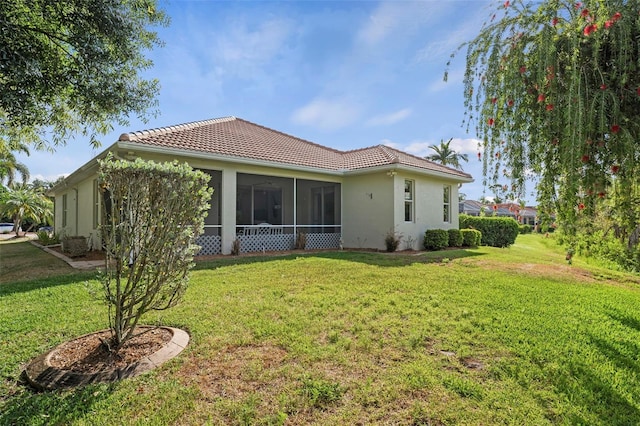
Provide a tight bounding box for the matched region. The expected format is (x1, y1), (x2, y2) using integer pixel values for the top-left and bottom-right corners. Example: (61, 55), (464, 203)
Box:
(0, 223), (14, 234)
(38, 226), (54, 233)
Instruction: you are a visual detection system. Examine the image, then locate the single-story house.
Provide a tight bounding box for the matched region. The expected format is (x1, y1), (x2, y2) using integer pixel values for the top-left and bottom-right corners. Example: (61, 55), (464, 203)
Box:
(50, 116), (473, 254)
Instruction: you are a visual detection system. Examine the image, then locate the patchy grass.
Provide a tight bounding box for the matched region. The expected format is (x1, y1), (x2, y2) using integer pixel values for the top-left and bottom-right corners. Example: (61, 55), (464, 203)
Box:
(2, 235), (640, 424)
(0, 239), (74, 284)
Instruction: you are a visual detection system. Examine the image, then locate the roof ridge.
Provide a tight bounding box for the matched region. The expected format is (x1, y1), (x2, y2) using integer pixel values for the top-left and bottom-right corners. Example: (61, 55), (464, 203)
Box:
(119, 116), (237, 141)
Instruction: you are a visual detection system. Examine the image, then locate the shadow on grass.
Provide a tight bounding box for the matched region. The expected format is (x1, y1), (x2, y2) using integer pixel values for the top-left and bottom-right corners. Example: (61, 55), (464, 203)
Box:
(194, 248), (486, 270)
(0, 272), (97, 298)
(0, 383), (116, 425)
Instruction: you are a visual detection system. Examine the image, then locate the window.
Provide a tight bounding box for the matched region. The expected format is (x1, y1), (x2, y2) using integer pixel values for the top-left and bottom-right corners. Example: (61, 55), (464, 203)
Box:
(443, 185), (451, 223)
(93, 179), (100, 229)
(62, 194), (68, 227)
(404, 180), (414, 222)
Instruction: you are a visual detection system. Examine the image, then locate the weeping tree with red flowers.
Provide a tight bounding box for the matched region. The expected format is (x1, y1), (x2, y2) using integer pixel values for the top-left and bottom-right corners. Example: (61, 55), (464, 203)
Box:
(455, 0), (640, 269)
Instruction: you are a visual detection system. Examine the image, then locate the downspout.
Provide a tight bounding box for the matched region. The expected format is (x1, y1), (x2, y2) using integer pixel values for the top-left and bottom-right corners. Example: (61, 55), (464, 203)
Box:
(73, 187), (79, 236)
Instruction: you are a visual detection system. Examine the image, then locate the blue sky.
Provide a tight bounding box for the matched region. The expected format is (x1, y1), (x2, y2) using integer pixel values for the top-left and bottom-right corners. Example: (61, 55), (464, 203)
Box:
(19, 0), (510, 202)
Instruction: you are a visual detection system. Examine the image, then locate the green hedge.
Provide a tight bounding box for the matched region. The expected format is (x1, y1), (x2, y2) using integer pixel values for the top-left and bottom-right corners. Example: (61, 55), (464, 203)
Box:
(424, 229), (449, 251)
(460, 229), (482, 247)
(459, 214), (519, 247)
(448, 229), (463, 247)
(519, 224), (534, 234)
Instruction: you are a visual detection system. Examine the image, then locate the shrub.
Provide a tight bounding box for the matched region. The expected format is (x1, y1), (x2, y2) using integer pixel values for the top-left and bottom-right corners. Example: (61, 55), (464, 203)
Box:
(424, 229), (449, 251)
(447, 229), (463, 247)
(99, 155), (212, 348)
(461, 229), (482, 247)
(384, 229), (402, 252)
(61, 235), (88, 257)
(519, 224), (534, 234)
(459, 214), (519, 247)
(37, 230), (60, 245)
(295, 232), (307, 250)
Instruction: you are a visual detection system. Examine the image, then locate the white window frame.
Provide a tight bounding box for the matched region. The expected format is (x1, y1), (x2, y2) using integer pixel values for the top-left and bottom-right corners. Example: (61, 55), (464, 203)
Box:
(404, 179), (414, 222)
(443, 185), (451, 223)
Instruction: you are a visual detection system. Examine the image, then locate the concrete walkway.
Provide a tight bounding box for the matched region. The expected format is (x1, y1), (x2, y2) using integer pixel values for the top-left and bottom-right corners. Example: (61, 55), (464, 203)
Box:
(30, 241), (105, 270)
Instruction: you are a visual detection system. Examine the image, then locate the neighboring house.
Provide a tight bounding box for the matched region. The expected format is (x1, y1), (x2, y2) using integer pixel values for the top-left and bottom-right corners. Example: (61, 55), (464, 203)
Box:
(459, 200), (539, 226)
(50, 117), (473, 254)
(459, 199), (485, 216)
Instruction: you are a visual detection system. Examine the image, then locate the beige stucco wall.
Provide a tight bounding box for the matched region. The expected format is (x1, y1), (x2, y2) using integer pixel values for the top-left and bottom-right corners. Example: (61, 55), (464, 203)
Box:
(341, 170), (462, 251)
(53, 147), (467, 254)
(341, 172), (394, 250)
(53, 176), (101, 249)
(394, 171), (461, 250)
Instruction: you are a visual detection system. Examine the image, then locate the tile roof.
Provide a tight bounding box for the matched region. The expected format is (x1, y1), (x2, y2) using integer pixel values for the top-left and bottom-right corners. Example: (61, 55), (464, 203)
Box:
(119, 116), (472, 179)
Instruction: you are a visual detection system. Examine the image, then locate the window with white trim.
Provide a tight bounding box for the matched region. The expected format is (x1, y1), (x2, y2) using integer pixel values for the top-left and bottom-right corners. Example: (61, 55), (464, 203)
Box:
(443, 185), (451, 223)
(404, 180), (414, 222)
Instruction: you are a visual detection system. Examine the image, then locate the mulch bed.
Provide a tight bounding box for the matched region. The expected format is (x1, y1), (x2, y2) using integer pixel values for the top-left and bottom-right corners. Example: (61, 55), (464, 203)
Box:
(48, 327), (173, 374)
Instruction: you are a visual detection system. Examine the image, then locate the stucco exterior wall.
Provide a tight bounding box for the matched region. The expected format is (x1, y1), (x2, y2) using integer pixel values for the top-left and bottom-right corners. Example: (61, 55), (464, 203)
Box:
(394, 171), (461, 250)
(341, 172), (394, 250)
(53, 176), (100, 248)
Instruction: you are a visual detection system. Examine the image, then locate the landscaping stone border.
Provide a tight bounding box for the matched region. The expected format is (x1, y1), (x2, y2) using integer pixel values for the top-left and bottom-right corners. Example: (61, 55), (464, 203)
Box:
(24, 326), (189, 391)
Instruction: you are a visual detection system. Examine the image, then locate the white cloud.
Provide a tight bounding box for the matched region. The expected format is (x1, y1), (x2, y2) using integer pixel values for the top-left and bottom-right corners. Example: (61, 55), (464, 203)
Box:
(391, 137), (482, 157)
(291, 98), (362, 131)
(449, 137), (483, 153)
(357, 1), (448, 46)
(366, 108), (412, 126)
(216, 19), (292, 68)
(381, 138), (401, 149)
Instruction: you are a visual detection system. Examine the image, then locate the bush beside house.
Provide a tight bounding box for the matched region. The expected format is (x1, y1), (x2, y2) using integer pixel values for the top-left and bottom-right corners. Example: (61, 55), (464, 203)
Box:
(448, 229), (463, 247)
(459, 214), (519, 247)
(424, 229), (449, 251)
(460, 229), (482, 247)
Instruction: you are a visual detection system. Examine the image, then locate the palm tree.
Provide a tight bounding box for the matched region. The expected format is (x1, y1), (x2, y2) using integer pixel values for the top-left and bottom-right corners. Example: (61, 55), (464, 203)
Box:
(425, 138), (469, 170)
(0, 185), (52, 236)
(0, 143), (30, 187)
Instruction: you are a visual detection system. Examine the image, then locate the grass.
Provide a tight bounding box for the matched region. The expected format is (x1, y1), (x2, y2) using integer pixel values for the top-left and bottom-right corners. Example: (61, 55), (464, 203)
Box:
(2, 235), (640, 424)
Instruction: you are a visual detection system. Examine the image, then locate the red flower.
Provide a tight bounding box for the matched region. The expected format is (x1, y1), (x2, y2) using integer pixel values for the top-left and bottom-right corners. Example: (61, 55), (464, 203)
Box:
(581, 154), (590, 163)
(508, 99), (514, 107)
(492, 205), (498, 211)
(583, 24), (598, 36)
(611, 124), (620, 134)
(519, 66), (527, 74)
(605, 20), (613, 29)
(578, 203), (585, 210)
(636, 87), (640, 96)
(552, 17), (559, 26)
(598, 191), (606, 199)
(611, 165), (620, 174)
(612, 12), (622, 21)
(537, 94), (545, 102)
(546, 104), (554, 111)
(580, 9), (590, 18)
(477, 152), (482, 159)
(488, 118), (495, 126)
(491, 97), (498, 104)
(504, 0), (510, 7)
(600, 84), (607, 90)
(574, 2), (582, 9)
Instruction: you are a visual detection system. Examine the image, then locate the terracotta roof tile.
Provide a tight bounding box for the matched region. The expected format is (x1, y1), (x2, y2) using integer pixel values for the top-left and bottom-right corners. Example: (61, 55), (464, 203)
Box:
(118, 117), (471, 179)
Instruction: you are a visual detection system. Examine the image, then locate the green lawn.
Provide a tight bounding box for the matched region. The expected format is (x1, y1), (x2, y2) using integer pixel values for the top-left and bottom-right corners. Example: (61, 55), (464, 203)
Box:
(2, 235), (640, 425)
